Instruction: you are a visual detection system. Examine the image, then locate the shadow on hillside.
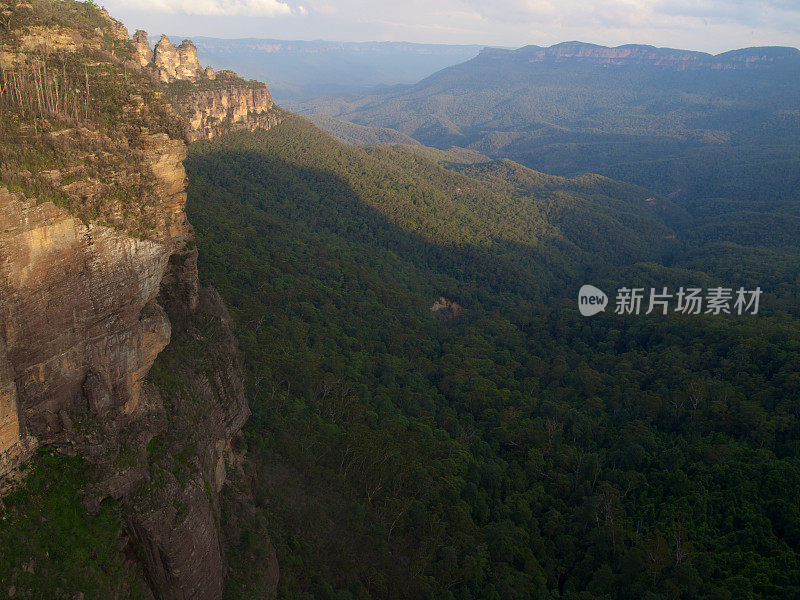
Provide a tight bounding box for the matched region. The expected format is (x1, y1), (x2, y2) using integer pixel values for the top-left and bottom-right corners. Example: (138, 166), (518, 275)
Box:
(183, 147), (597, 310)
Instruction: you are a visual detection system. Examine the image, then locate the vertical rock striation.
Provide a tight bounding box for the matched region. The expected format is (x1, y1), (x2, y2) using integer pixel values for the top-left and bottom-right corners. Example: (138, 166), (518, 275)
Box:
(174, 70), (282, 141)
(153, 34), (204, 82)
(133, 29), (154, 67)
(0, 127), (189, 480)
(133, 31), (281, 141)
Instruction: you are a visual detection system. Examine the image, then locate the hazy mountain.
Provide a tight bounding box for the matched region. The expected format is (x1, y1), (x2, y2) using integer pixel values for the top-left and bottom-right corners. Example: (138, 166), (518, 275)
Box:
(170, 36), (483, 103)
(298, 41), (800, 244)
(298, 41), (800, 152)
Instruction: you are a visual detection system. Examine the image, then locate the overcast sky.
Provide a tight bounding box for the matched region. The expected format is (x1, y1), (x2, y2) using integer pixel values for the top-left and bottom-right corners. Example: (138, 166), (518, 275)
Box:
(103, 0), (800, 53)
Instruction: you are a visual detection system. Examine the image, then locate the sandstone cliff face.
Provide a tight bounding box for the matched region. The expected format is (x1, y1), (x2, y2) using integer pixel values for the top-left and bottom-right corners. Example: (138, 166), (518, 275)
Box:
(154, 34), (204, 82)
(0, 3), (275, 598)
(0, 185), (170, 467)
(125, 286), (254, 600)
(0, 126), (187, 480)
(133, 32), (205, 82)
(133, 29), (154, 67)
(132, 31), (280, 141)
(0, 145), (251, 599)
(175, 71), (281, 141)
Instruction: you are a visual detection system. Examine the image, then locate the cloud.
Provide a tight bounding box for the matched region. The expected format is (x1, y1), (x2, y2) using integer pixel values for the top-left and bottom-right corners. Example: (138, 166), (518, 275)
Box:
(449, 0), (800, 41)
(651, 0), (800, 32)
(654, 0), (759, 23)
(459, 0), (652, 29)
(104, 0), (800, 53)
(122, 0), (293, 16)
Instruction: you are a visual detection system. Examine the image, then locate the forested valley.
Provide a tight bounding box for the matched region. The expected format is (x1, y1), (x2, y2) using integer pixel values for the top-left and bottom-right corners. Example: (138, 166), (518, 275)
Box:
(186, 115), (800, 600)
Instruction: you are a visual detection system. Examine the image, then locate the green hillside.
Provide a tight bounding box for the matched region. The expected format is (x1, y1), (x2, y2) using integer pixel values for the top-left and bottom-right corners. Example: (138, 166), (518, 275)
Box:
(186, 116), (800, 600)
(299, 43), (800, 245)
(304, 115), (423, 146)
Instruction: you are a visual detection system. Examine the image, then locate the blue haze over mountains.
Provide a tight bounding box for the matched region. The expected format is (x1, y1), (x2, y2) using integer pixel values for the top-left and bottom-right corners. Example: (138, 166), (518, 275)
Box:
(282, 40), (800, 249)
(177, 37), (484, 103)
(171, 34), (800, 258)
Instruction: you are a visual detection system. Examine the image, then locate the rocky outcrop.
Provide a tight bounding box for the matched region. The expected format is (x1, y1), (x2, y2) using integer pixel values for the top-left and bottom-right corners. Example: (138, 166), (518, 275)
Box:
(133, 32), (205, 82)
(133, 29), (154, 67)
(153, 34), (204, 82)
(0, 127), (188, 478)
(124, 286), (254, 600)
(480, 42), (800, 71)
(431, 297), (463, 322)
(0, 153), (250, 598)
(132, 31), (280, 141)
(174, 71), (281, 141)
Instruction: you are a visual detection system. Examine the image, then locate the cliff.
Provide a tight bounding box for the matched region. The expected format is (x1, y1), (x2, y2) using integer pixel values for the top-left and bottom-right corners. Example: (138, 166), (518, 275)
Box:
(165, 70), (281, 142)
(0, 2), (275, 597)
(134, 31), (281, 141)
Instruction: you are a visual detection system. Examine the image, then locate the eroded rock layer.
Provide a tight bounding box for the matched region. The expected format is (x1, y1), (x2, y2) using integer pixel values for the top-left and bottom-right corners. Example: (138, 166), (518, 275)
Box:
(133, 31), (281, 141)
(480, 41), (800, 70)
(174, 71), (281, 141)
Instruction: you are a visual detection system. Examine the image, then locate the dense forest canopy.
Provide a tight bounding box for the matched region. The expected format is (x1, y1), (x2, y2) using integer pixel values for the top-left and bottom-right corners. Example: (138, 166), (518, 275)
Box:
(185, 116), (800, 599)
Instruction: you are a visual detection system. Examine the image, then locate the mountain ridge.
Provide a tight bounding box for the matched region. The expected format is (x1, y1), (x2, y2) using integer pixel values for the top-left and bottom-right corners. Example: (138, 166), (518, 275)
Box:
(475, 41), (800, 70)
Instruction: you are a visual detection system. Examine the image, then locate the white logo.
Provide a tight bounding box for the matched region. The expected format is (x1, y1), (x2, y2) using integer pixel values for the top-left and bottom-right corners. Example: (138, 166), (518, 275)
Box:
(578, 285), (762, 316)
(578, 285), (608, 316)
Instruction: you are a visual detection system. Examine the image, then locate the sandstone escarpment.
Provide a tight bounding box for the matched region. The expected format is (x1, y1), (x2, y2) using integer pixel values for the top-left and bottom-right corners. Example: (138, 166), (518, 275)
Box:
(171, 71), (281, 141)
(133, 31), (280, 141)
(0, 150), (246, 598)
(0, 126), (187, 478)
(124, 285), (255, 600)
(0, 2), (274, 598)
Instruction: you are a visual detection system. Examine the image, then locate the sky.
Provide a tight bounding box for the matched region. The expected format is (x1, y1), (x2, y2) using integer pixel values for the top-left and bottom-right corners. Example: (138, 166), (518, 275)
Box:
(102, 0), (800, 53)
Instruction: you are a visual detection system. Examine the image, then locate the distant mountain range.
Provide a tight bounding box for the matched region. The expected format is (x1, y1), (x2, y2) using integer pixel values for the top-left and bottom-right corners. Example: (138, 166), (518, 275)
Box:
(478, 41), (800, 70)
(287, 41), (800, 166)
(159, 35), (800, 251)
(293, 40), (800, 251)
(167, 36), (483, 102)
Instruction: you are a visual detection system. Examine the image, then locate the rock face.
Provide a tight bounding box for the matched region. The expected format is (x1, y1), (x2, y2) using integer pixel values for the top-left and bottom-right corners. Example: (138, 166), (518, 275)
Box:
(0, 5), (276, 599)
(124, 287), (254, 600)
(0, 150), (250, 598)
(135, 32), (203, 82)
(133, 32), (281, 141)
(0, 128), (188, 478)
(153, 34), (204, 82)
(431, 297), (463, 322)
(133, 29), (153, 67)
(134, 32), (205, 82)
(176, 71), (281, 141)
